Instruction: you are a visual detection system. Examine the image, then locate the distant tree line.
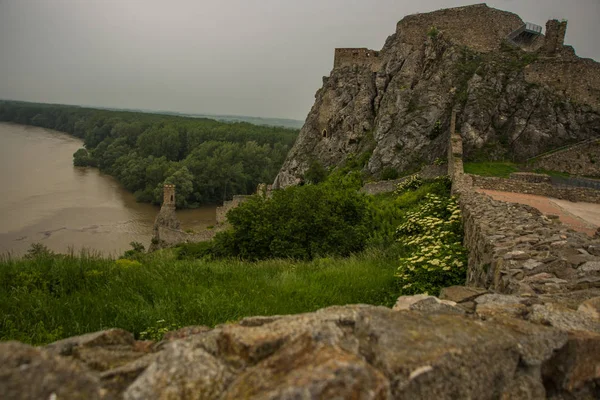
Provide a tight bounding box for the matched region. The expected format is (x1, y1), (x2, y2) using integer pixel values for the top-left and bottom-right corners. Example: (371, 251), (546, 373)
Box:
(0, 101), (298, 207)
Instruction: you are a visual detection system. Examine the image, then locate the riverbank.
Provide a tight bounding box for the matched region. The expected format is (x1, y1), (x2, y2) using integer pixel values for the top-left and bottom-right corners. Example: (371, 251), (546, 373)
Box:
(0, 123), (217, 256)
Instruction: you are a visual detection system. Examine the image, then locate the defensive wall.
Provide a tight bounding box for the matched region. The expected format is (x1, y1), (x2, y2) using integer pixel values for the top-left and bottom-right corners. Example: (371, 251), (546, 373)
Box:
(528, 139), (600, 177)
(333, 48), (382, 72)
(470, 173), (600, 204)
(395, 4), (523, 52)
(525, 57), (600, 111)
(449, 111), (600, 295)
(215, 195), (252, 225)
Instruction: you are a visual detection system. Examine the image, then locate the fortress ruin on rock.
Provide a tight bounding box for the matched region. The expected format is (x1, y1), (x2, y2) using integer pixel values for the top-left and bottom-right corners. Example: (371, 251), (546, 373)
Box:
(274, 3), (600, 189)
(331, 5), (600, 110)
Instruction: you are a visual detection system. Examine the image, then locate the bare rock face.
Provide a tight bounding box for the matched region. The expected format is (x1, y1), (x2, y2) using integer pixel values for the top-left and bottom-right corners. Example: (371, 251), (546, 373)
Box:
(2, 292), (600, 399)
(274, 4), (600, 188)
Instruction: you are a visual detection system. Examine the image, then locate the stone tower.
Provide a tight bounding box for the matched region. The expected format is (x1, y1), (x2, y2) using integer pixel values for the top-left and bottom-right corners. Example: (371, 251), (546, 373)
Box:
(163, 184), (176, 208)
(544, 19), (567, 55)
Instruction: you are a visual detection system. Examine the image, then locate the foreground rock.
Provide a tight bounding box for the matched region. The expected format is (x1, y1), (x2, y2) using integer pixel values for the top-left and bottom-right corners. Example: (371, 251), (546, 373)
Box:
(2, 289), (600, 399)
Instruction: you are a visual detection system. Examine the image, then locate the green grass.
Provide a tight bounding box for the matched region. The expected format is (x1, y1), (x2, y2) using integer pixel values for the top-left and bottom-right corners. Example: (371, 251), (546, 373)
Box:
(0, 248), (400, 344)
(0, 177), (464, 345)
(464, 161), (519, 178)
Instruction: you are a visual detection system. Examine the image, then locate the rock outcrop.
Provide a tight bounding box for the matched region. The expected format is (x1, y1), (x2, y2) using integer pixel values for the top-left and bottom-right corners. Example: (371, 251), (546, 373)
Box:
(274, 4), (600, 188)
(2, 291), (599, 399)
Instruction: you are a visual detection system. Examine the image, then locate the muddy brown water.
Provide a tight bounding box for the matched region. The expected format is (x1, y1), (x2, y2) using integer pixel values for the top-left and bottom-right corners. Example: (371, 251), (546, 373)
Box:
(0, 123), (217, 257)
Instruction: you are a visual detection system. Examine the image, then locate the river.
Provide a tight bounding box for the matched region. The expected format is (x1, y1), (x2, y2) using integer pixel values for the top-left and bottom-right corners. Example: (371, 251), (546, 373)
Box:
(0, 123), (217, 257)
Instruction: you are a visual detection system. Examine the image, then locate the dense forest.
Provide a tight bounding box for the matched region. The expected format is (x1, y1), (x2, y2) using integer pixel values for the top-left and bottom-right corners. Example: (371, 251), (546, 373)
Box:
(0, 101), (298, 207)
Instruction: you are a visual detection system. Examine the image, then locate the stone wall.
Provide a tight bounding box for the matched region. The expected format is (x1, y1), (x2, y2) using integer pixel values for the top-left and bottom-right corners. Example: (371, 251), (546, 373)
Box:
(4, 294), (600, 399)
(215, 195), (251, 224)
(333, 48), (382, 72)
(449, 116), (600, 295)
(471, 175), (600, 204)
(530, 139), (600, 177)
(524, 57), (600, 111)
(396, 4), (523, 53)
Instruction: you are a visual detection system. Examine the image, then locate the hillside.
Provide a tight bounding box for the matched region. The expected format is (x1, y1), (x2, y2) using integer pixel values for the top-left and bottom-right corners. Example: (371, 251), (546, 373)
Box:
(274, 3), (600, 188)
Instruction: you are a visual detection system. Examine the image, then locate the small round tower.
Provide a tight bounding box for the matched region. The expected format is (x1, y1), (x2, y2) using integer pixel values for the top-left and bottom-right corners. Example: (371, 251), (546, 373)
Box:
(163, 184), (176, 208)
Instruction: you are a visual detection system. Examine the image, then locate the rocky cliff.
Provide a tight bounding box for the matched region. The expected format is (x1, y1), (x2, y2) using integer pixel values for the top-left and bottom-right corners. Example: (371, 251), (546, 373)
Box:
(274, 3), (600, 188)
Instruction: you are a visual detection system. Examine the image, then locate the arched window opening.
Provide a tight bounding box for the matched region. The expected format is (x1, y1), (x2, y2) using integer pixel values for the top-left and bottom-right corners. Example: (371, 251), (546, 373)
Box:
(322, 129), (328, 138)
(170, 195), (174, 202)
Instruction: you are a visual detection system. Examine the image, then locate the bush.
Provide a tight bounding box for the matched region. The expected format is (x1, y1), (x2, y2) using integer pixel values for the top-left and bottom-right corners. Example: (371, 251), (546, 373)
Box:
(122, 241), (145, 259)
(381, 167), (399, 181)
(395, 193), (467, 295)
(394, 174), (423, 194)
(177, 241), (214, 260)
(24, 243), (54, 260)
(216, 180), (370, 260)
(304, 160), (328, 184)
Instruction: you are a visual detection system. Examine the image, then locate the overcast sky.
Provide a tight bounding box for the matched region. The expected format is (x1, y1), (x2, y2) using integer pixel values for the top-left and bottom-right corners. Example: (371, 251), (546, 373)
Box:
(0, 0), (598, 120)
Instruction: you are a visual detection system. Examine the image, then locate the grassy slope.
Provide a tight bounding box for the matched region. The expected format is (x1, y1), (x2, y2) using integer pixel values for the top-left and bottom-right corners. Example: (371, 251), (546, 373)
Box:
(0, 181), (458, 345)
(0, 248), (399, 344)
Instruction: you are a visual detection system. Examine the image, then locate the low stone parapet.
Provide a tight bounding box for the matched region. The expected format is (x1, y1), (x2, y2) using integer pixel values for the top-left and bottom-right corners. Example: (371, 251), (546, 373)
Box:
(471, 175), (600, 203)
(4, 289), (599, 399)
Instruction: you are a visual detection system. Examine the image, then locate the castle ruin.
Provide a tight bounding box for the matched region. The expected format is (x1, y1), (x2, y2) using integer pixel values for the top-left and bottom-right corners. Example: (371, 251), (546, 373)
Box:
(148, 184), (215, 251)
(329, 4), (600, 110)
(333, 48), (382, 72)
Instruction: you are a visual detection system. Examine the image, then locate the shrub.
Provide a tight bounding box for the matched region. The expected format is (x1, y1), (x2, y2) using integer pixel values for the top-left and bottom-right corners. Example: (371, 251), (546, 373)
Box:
(304, 160), (328, 184)
(217, 180), (370, 260)
(381, 167), (399, 181)
(394, 174), (423, 194)
(24, 243), (54, 260)
(177, 241), (214, 260)
(428, 120), (442, 139)
(427, 26), (439, 39)
(122, 241), (145, 259)
(395, 193), (467, 295)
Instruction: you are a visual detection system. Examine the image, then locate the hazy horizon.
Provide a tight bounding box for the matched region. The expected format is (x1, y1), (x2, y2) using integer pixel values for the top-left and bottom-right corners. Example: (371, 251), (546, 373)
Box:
(1, 0), (599, 120)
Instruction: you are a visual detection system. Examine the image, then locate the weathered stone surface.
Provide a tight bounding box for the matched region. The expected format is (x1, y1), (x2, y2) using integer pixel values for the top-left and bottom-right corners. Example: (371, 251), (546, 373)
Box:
(352, 307), (565, 399)
(476, 302), (528, 319)
(100, 353), (159, 398)
(4, 302), (600, 399)
(123, 340), (232, 400)
(222, 334), (390, 399)
(393, 294), (463, 314)
(44, 329), (150, 372)
(529, 303), (600, 333)
(439, 285), (487, 303)
(45, 328), (135, 356)
(543, 331), (600, 396)
(475, 293), (525, 305)
(0, 341), (105, 400)
(162, 325), (211, 341)
(578, 296), (600, 319)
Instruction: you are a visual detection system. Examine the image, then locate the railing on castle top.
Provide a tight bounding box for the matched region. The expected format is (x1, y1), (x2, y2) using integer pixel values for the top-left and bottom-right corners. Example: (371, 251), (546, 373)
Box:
(550, 176), (600, 190)
(526, 137), (600, 164)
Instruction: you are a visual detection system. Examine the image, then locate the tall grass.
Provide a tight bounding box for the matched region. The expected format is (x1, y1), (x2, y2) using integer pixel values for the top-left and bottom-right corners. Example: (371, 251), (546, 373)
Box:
(0, 248), (399, 344)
